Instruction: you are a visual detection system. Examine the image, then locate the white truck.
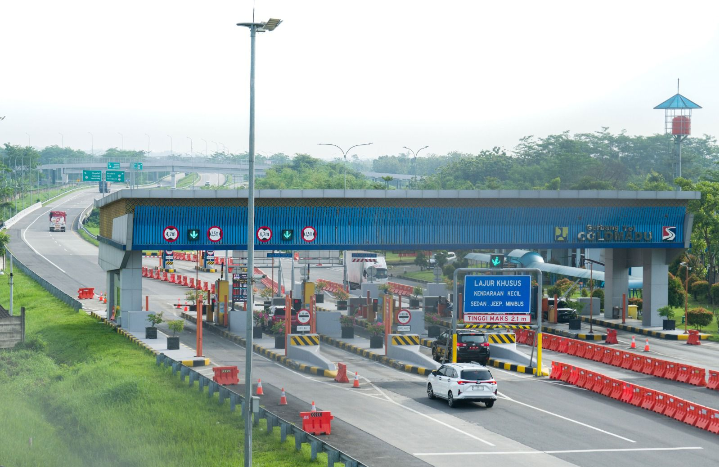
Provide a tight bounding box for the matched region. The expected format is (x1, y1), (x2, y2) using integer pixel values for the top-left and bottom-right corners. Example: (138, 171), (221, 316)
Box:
(49, 211), (67, 232)
(344, 251), (388, 290)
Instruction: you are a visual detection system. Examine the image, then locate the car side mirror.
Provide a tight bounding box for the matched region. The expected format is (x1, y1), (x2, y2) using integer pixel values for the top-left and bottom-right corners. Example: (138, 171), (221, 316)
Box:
(431, 370), (439, 376)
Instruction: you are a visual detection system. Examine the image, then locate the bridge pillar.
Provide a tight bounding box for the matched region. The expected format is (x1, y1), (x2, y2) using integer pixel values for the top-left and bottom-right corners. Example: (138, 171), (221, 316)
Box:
(171, 172), (176, 188)
(604, 249), (628, 316)
(642, 248), (668, 327)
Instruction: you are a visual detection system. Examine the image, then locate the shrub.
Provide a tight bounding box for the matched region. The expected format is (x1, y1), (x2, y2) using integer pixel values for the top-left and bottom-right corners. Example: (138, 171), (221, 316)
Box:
(147, 312), (164, 328)
(667, 273), (686, 308)
(253, 310), (268, 327)
(691, 281), (709, 301)
(412, 286), (423, 298)
(259, 287), (274, 299)
(314, 281), (327, 292)
(711, 283), (719, 304)
(334, 289), (350, 301)
(581, 288), (589, 297)
(687, 307), (713, 330)
(340, 315), (355, 327)
(687, 274), (701, 291)
(367, 322), (385, 336)
(628, 297), (643, 311)
(591, 289), (605, 311)
(657, 306), (675, 320)
(269, 320), (286, 335)
(167, 320), (185, 336)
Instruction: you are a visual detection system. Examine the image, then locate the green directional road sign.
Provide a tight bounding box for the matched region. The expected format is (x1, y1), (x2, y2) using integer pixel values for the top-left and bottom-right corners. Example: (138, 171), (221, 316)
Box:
(490, 254), (504, 268)
(281, 229), (294, 241)
(187, 228), (201, 241)
(105, 170), (125, 182)
(133, 162), (143, 170)
(107, 162), (120, 169)
(82, 170), (102, 182)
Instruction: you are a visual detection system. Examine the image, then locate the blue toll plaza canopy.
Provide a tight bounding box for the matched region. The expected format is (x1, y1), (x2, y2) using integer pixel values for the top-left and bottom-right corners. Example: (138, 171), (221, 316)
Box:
(654, 93), (702, 110)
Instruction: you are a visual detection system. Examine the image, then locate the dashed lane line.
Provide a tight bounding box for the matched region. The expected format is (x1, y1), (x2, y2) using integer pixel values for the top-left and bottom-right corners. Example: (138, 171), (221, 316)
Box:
(414, 446), (702, 456)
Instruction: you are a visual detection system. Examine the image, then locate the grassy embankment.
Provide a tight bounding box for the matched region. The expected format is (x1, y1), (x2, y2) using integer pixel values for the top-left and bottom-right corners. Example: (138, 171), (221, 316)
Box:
(0, 270), (334, 466)
(1, 184), (92, 222)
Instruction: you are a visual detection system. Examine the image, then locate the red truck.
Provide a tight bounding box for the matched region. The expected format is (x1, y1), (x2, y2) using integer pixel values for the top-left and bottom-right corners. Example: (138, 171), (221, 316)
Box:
(49, 211), (67, 232)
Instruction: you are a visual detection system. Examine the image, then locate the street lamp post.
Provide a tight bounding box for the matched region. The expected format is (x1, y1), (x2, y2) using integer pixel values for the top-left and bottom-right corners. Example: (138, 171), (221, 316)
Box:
(680, 261), (691, 334)
(403, 145), (428, 187)
(59, 133), (64, 148)
(318, 142), (373, 190)
(187, 137), (194, 189)
(237, 16), (282, 467)
(88, 132), (94, 155)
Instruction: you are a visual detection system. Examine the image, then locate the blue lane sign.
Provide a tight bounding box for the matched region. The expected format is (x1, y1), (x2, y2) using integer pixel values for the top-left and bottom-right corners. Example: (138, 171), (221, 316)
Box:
(267, 253), (292, 258)
(352, 252), (377, 258)
(463, 275), (531, 323)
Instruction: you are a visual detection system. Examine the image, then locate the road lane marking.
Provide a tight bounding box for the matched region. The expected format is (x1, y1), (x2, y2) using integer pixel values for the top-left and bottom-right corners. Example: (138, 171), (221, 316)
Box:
(500, 392), (635, 442)
(414, 446), (703, 456)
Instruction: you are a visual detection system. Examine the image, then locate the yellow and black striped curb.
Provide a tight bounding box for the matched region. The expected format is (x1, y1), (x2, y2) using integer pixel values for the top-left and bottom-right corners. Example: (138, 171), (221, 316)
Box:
(488, 333), (516, 344)
(290, 335), (320, 346)
(391, 335), (420, 345)
(434, 319), (532, 330)
(182, 358), (211, 367)
(181, 312), (336, 378)
(319, 335), (434, 376)
(542, 325), (605, 341)
(89, 311), (158, 355)
(579, 316), (709, 341)
(160, 268), (176, 273)
(195, 267), (217, 273)
(487, 358), (548, 376)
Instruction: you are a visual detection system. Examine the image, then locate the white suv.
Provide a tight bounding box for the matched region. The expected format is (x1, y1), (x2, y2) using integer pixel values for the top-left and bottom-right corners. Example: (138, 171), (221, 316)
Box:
(426, 363), (497, 408)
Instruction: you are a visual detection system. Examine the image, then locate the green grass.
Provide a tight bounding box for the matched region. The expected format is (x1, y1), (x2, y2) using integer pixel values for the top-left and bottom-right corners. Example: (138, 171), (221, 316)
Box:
(0, 270), (337, 466)
(403, 270), (435, 282)
(78, 227), (99, 246)
(175, 173), (199, 189)
(1, 184), (90, 222)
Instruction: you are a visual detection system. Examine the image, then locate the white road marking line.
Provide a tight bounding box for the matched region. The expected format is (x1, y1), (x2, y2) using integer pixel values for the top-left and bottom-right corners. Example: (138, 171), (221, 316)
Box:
(414, 446), (703, 456)
(500, 392), (635, 443)
(22, 209), (67, 274)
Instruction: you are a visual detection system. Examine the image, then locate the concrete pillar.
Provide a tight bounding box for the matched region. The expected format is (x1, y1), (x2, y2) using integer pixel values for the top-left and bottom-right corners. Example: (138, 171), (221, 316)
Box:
(106, 271), (117, 320)
(118, 250), (143, 313)
(171, 172), (176, 188)
(604, 249), (629, 314)
(642, 249), (668, 327)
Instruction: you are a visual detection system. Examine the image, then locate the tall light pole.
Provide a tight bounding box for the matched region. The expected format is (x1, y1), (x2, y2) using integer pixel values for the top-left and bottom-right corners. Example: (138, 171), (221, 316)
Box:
(88, 132), (94, 155)
(237, 16), (282, 467)
(201, 138), (208, 158)
(318, 142), (373, 190)
(145, 134), (150, 156)
(167, 135), (173, 155)
(118, 132), (124, 150)
(187, 137), (194, 189)
(680, 261), (691, 334)
(403, 145), (428, 187)
(59, 133), (64, 148)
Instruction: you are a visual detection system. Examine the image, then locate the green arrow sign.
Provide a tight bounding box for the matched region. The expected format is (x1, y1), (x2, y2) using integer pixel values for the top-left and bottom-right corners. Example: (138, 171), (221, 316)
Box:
(107, 162), (120, 169)
(187, 229), (200, 241)
(82, 170), (102, 182)
(281, 229), (293, 241)
(133, 162), (143, 170)
(490, 254), (504, 268)
(105, 170), (125, 182)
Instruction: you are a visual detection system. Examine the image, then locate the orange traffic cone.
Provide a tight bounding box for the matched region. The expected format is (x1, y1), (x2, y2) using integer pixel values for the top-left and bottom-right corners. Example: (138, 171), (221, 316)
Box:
(256, 379), (264, 396)
(103, 295), (107, 304)
(311, 401), (317, 412)
(630, 336), (636, 349)
(643, 338), (650, 352)
(183, 305), (188, 312)
(352, 371), (360, 388)
(98, 292), (104, 302)
(279, 388), (287, 405)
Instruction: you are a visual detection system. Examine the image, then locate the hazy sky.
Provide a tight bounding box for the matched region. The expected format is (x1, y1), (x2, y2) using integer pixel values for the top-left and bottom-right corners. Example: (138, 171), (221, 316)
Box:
(2, 1), (719, 160)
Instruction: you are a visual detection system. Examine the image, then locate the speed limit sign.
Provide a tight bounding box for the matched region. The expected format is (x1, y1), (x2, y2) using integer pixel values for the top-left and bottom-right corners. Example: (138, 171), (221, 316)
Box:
(397, 309), (411, 325)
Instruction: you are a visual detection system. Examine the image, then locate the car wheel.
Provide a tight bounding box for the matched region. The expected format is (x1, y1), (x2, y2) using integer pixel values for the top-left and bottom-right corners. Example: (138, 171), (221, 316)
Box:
(447, 391), (456, 408)
(481, 359), (489, 366)
(427, 383), (435, 399)
(485, 400), (494, 408)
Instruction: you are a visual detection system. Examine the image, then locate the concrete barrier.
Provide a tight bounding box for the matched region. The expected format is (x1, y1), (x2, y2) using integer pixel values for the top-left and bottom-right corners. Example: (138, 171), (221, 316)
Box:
(316, 311), (341, 338)
(120, 310), (153, 332)
(386, 334), (440, 370)
(287, 334), (336, 371)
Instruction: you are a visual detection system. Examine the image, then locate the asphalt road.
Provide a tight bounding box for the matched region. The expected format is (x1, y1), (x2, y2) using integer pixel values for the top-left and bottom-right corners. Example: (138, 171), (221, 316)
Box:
(7, 189), (719, 466)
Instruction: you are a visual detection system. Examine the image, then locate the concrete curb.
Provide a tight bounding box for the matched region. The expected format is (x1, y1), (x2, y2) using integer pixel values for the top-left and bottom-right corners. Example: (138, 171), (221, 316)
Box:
(542, 325), (606, 341)
(182, 358), (211, 367)
(319, 334), (434, 376)
(579, 316), (710, 341)
(181, 312), (337, 378)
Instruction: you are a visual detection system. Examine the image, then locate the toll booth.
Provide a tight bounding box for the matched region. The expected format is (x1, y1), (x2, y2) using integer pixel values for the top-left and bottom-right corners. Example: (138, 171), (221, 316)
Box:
(215, 279), (229, 325)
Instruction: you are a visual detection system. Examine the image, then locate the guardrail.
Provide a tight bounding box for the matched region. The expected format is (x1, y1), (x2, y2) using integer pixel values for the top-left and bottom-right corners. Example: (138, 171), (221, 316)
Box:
(155, 353), (366, 466)
(78, 203), (97, 240)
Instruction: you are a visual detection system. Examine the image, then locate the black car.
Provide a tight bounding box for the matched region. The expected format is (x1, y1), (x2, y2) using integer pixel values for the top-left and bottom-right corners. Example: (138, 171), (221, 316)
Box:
(431, 330), (490, 365)
(543, 298), (578, 323)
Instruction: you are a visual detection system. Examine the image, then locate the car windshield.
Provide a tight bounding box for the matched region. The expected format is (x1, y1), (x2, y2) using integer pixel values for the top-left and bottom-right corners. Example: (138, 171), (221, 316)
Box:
(459, 334), (487, 344)
(461, 369), (493, 381)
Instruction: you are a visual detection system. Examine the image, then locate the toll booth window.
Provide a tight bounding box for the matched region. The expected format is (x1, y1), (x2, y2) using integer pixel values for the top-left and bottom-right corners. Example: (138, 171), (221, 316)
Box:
(461, 369), (492, 381)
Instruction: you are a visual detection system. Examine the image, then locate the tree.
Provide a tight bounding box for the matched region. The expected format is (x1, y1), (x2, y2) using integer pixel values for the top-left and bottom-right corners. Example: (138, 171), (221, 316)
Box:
(667, 272), (686, 308)
(381, 176), (393, 190)
(414, 251), (428, 270)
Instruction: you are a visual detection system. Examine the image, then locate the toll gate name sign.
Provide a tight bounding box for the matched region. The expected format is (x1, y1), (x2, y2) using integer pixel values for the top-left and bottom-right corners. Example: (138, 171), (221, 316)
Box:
(463, 275), (531, 323)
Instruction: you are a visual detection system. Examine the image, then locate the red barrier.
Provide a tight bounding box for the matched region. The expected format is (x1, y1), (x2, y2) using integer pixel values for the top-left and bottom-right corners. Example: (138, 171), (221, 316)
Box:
(560, 364), (572, 382)
(610, 379), (622, 400)
(610, 350), (622, 367)
(641, 357), (655, 375)
(688, 367), (706, 387)
(708, 370), (719, 390)
(664, 362), (678, 380)
(631, 355), (644, 373)
(142, 267), (147, 277)
(576, 369), (588, 389)
(684, 404), (698, 426)
(591, 374), (604, 393)
(652, 359), (666, 378)
(77, 287), (95, 299)
(605, 328), (618, 344)
(582, 343), (592, 360)
(709, 412), (719, 434)
(695, 406), (711, 430)
(169, 273), (175, 283)
(550, 361), (562, 380)
(601, 377), (613, 397)
(526, 330), (535, 346)
(653, 392), (668, 415)
(549, 336), (560, 352)
(664, 396), (678, 418)
(542, 335), (551, 350)
(189, 278), (195, 289)
(687, 329), (701, 346)
(592, 345), (604, 362)
(620, 383), (633, 403)
(641, 390), (656, 410)
(211, 284), (216, 295)
(676, 365), (691, 383)
(301, 411), (334, 435)
(601, 348), (613, 365)
(334, 363), (350, 383)
(673, 400), (687, 422)
(568, 366), (579, 385)
(212, 366), (239, 385)
(162, 271), (168, 281)
(154, 270), (160, 279)
(620, 352), (633, 369)
(567, 339), (578, 356)
(630, 386), (644, 406)
(558, 338), (568, 353)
